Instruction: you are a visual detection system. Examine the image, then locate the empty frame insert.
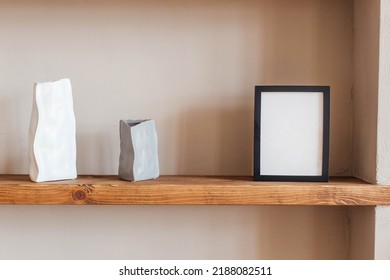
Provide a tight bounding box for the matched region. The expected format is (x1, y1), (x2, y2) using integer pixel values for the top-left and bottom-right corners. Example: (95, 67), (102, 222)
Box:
(254, 86), (330, 182)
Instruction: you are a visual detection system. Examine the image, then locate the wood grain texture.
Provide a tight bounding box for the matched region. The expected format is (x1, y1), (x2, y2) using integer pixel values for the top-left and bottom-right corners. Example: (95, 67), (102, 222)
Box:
(0, 175), (390, 205)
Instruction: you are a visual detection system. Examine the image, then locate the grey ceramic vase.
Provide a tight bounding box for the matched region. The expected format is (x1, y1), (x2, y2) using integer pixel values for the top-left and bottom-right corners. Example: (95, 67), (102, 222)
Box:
(119, 119), (160, 181)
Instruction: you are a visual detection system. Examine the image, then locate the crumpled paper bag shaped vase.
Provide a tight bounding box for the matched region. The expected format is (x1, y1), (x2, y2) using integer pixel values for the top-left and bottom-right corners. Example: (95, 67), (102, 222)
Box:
(29, 78), (77, 182)
(119, 119), (159, 181)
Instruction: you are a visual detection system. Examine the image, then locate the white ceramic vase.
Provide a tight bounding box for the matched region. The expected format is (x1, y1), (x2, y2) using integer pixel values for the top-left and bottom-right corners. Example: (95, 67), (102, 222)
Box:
(119, 119), (159, 181)
(29, 78), (77, 182)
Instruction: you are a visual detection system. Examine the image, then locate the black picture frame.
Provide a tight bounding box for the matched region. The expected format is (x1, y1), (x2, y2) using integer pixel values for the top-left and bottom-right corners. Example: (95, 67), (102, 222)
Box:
(254, 85), (330, 182)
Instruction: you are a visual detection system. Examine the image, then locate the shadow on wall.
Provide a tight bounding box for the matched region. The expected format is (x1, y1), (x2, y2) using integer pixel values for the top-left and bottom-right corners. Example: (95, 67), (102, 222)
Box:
(76, 131), (118, 175)
(255, 206), (349, 259)
(0, 95), (28, 173)
(176, 103), (253, 176)
(0, 205), (350, 260)
(259, 0), (353, 176)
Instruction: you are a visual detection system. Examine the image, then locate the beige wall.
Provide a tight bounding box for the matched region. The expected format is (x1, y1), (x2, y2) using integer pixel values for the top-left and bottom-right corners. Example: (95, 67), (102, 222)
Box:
(0, 0), (354, 259)
(375, 206), (390, 259)
(377, 0), (390, 185)
(351, 0), (390, 260)
(0, 0), (353, 176)
(352, 0), (380, 183)
(374, 0), (390, 260)
(348, 207), (375, 259)
(0, 205), (349, 260)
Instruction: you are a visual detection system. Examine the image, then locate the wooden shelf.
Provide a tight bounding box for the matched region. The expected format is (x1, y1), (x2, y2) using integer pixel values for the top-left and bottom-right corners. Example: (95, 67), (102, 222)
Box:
(0, 175), (390, 206)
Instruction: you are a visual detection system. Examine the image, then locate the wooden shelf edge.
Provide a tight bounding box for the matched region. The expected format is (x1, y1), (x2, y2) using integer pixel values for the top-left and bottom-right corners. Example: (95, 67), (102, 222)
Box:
(0, 175), (389, 206)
